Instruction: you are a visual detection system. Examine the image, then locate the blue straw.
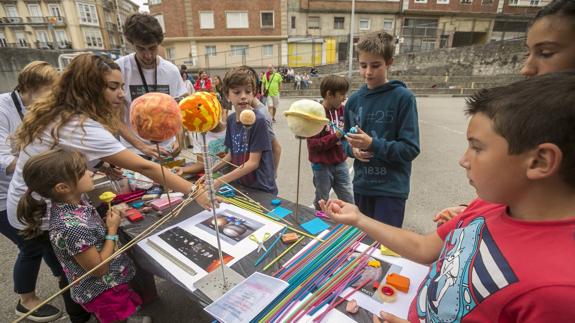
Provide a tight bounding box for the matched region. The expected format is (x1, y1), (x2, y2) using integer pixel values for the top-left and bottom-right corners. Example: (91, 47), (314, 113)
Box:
(254, 227), (288, 267)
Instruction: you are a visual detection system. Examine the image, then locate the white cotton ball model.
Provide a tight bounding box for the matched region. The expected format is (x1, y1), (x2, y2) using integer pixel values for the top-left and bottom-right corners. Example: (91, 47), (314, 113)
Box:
(283, 99), (329, 138)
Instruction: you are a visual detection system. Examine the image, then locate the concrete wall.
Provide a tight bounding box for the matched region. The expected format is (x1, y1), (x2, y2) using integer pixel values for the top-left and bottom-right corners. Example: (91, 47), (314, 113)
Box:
(392, 38), (524, 76)
(0, 48), (61, 93)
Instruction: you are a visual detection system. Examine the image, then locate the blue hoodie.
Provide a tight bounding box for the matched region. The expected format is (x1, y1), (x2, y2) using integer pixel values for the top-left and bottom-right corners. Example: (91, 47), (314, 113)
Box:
(343, 80), (420, 199)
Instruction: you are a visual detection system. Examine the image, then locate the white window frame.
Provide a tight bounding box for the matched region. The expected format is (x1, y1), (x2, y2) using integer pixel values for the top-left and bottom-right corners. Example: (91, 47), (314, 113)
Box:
(0, 32), (7, 47)
(437, 0), (450, 4)
(529, 0), (540, 6)
(149, 0), (161, 5)
(308, 16), (320, 29)
(48, 4), (62, 19)
(334, 16), (345, 30)
(199, 11), (214, 29)
(414, 0), (428, 3)
(262, 44), (273, 57)
(84, 29), (103, 48)
(226, 11), (249, 29)
(77, 3), (99, 25)
(55, 30), (68, 47)
(205, 45), (217, 56)
(508, 0), (519, 5)
(27, 4), (42, 17)
(5, 5), (19, 17)
(260, 11), (274, 28)
(359, 18), (371, 31)
(153, 14), (165, 33)
(230, 45), (248, 57)
(383, 19), (393, 31)
(460, 0), (472, 4)
(15, 31), (28, 47)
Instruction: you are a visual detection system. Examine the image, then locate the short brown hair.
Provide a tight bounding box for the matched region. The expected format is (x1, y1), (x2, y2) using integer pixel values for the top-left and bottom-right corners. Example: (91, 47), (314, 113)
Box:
(17, 61), (58, 93)
(123, 13), (164, 45)
(320, 75), (350, 98)
(223, 67), (257, 95)
(356, 32), (395, 62)
(466, 71), (575, 188)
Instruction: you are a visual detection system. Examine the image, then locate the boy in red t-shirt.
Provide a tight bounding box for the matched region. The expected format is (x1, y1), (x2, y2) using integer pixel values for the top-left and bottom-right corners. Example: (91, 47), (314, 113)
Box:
(321, 71), (575, 322)
(307, 75), (354, 210)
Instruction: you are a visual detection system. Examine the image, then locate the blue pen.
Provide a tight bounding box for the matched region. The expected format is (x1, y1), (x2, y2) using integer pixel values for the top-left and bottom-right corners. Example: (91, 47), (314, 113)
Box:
(254, 227), (288, 267)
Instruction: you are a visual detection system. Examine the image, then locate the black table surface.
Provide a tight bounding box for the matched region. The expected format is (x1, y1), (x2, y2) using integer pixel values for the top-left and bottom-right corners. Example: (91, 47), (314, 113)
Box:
(120, 186), (375, 322)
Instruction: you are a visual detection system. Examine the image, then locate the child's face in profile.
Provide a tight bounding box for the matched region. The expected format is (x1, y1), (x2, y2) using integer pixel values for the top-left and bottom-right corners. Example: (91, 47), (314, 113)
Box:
(76, 170), (95, 194)
(459, 113), (529, 204)
(359, 51), (390, 89)
(325, 91), (346, 110)
(521, 16), (575, 77)
(227, 84), (254, 115)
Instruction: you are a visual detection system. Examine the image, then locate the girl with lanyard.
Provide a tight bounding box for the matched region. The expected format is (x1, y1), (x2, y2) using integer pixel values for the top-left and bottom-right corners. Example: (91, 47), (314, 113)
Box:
(0, 61), (73, 322)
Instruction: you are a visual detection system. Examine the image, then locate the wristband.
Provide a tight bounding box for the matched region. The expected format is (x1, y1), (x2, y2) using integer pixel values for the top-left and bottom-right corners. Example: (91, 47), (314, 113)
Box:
(105, 234), (119, 241)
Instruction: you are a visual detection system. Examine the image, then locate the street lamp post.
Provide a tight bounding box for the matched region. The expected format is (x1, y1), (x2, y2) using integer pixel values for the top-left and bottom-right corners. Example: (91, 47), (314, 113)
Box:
(348, 0), (356, 78)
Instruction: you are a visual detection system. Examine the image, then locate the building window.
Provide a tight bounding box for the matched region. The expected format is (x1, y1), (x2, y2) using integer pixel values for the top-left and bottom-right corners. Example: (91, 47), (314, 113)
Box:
(5, 5), (19, 17)
(166, 47), (175, 60)
(359, 19), (371, 31)
(383, 19), (393, 31)
(261, 11), (274, 28)
(84, 29), (103, 48)
(27, 4), (42, 17)
(226, 12), (249, 29)
(415, 0), (427, 3)
(0, 32), (7, 47)
(460, 0), (472, 3)
(55, 30), (69, 48)
(334, 17), (344, 30)
(149, 0), (161, 5)
(262, 44), (273, 57)
(15, 31), (28, 47)
(153, 14), (165, 33)
(437, 0), (449, 4)
(199, 11), (214, 29)
(508, 0), (519, 5)
(205, 45), (216, 56)
(482, 0), (493, 4)
(77, 3), (99, 25)
(230, 45), (248, 56)
(291, 16), (296, 29)
(529, 0), (540, 5)
(308, 16), (320, 29)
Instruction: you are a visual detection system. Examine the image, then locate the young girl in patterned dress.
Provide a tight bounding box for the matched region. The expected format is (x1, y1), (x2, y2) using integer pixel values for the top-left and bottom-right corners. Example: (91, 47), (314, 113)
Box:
(17, 148), (149, 323)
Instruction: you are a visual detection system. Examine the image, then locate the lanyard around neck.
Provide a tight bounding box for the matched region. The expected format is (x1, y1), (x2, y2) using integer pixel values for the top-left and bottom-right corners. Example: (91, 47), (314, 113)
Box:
(10, 90), (24, 120)
(134, 55), (157, 93)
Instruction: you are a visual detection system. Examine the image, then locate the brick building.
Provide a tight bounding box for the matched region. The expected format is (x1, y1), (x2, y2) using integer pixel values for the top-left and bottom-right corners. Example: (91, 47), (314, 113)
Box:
(150, 0), (288, 72)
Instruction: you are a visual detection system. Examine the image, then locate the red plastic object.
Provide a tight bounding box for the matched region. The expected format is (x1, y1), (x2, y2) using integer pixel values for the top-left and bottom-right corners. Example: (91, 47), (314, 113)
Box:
(112, 190), (146, 204)
(373, 281), (380, 290)
(126, 209), (144, 222)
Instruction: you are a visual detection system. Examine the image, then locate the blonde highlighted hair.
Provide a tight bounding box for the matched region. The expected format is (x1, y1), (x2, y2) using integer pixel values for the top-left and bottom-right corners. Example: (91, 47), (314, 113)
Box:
(17, 61), (58, 94)
(15, 54), (122, 151)
(17, 148), (87, 239)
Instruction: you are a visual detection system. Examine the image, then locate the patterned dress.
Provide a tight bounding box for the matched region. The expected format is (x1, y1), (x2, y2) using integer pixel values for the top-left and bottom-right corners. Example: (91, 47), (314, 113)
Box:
(49, 202), (135, 304)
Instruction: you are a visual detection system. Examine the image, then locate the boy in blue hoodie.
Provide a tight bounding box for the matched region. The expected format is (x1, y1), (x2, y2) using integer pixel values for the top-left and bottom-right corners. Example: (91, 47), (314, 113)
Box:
(343, 32), (420, 227)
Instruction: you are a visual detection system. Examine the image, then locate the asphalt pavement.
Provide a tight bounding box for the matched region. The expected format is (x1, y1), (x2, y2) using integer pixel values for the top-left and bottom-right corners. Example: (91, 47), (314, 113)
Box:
(0, 96), (476, 322)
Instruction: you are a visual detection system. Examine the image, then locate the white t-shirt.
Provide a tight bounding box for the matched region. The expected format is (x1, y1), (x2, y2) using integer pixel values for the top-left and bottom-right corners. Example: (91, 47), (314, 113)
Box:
(6, 117), (126, 230)
(115, 54), (187, 155)
(0, 92), (26, 211)
(190, 129), (227, 165)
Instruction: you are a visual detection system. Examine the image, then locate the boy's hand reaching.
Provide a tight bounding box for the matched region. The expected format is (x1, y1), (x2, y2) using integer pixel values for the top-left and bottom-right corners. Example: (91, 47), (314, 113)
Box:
(319, 199), (362, 226)
(373, 311), (410, 323)
(346, 127), (373, 150)
(353, 147), (373, 162)
(432, 205), (467, 226)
